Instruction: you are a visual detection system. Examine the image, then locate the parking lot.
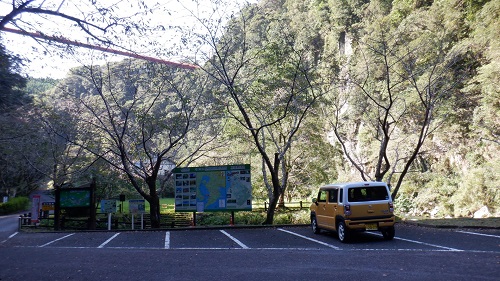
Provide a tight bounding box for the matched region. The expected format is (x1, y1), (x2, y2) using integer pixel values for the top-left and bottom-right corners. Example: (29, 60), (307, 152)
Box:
(2, 223), (499, 252)
(1, 219), (499, 281)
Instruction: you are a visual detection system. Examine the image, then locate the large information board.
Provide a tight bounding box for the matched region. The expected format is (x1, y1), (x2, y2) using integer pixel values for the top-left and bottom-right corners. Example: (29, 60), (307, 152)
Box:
(60, 188), (91, 208)
(173, 164), (252, 212)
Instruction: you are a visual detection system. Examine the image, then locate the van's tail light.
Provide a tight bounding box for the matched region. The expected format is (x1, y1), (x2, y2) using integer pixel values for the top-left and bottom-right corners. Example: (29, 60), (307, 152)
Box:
(345, 204), (351, 216)
(388, 202), (394, 213)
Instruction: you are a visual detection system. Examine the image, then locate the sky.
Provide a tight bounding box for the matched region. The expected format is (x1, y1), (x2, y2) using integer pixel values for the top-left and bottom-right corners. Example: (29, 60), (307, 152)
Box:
(1, 0), (257, 79)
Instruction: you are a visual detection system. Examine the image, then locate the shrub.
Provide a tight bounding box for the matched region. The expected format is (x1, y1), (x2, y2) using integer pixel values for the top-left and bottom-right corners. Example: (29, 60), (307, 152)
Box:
(0, 197), (29, 215)
(195, 209), (309, 226)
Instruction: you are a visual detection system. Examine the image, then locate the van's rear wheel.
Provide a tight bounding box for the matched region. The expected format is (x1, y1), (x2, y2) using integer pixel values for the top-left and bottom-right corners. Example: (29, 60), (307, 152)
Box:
(311, 216), (320, 234)
(382, 226), (395, 240)
(337, 221), (349, 243)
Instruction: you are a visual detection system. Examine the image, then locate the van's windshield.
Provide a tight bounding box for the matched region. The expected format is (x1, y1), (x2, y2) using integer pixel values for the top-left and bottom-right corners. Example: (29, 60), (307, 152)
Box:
(347, 186), (389, 202)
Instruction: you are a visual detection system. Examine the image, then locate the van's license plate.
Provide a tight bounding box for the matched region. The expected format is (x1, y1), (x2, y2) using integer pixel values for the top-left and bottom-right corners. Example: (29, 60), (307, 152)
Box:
(366, 223), (378, 230)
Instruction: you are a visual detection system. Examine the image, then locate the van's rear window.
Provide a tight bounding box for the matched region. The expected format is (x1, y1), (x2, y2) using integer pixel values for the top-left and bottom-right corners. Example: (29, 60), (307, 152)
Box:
(347, 186), (389, 202)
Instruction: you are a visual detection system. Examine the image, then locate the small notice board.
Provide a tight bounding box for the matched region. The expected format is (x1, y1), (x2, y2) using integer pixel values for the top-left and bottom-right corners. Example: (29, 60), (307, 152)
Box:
(129, 199), (146, 214)
(100, 200), (116, 213)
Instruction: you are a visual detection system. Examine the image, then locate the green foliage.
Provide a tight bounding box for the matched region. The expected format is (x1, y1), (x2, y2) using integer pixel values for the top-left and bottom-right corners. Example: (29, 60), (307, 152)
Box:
(0, 197), (29, 215)
(0, 42), (28, 110)
(26, 77), (58, 97)
(273, 209), (310, 224)
(196, 209), (309, 226)
(1, 0), (498, 221)
(451, 160), (500, 217)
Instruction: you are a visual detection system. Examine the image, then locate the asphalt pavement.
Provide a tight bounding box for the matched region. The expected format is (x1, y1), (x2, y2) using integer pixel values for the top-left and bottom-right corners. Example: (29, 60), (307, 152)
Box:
(1, 213), (499, 281)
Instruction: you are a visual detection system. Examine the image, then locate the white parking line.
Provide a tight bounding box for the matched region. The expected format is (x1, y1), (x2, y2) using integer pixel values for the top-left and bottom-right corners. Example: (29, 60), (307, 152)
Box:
(456, 230), (500, 238)
(394, 237), (462, 251)
(278, 228), (341, 249)
(98, 233), (120, 248)
(39, 233), (75, 247)
(1, 232), (18, 243)
(165, 232), (170, 249)
(368, 232), (462, 251)
(220, 230), (249, 249)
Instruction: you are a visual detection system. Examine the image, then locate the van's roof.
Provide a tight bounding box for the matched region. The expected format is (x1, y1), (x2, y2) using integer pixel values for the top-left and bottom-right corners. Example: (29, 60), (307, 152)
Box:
(320, 181), (388, 189)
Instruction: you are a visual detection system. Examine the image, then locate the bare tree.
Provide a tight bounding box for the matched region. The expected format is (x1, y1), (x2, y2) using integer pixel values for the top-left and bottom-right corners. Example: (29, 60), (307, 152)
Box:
(0, 0), (156, 45)
(187, 2), (324, 224)
(328, 16), (465, 199)
(53, 60), (219, 228)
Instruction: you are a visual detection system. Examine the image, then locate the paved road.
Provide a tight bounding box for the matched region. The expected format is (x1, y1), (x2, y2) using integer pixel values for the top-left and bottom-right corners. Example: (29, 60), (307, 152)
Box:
(0, 217), (499, 281)
(0, 213), (20, 236)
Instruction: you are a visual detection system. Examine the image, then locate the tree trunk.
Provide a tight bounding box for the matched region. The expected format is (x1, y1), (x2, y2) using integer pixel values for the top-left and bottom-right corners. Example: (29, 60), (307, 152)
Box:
(146, 178), (161, 228)
(263, 193), (279, 225)
(149, 196), (161, 228)
(87, 179), (96, 230)
(54, 186), (61, 231)
(278, 192), (285, 209)
(263, 154), (282, 225)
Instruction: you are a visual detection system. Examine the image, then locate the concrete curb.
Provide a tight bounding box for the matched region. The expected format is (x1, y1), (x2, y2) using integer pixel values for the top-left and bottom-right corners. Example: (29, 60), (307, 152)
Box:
(400, 220), (500, 229)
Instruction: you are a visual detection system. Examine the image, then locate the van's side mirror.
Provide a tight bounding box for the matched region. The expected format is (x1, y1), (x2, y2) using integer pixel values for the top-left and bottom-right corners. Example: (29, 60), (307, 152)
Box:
(312, 198), (318, 205)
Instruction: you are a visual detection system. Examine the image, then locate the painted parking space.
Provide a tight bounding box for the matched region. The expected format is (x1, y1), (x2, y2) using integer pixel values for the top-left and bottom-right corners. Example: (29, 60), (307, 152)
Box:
(281, 225), (442, 251)
(219, 227), (335, 250)
(2, 232), (78, 248)
(103, 231), (166, 249)
(169, 230), (239, 249)
(2, 224), (499, 253)
(40, 232), (120, 248)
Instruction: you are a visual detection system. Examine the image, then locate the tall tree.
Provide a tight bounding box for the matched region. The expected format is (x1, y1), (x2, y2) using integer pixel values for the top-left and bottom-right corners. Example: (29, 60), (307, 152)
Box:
(187, 0), (325, 224)
(51, 60), (219, 228)
(326, 0), (472, 199)
(0, 42), (27, 109)
(0, 41), (34, 197)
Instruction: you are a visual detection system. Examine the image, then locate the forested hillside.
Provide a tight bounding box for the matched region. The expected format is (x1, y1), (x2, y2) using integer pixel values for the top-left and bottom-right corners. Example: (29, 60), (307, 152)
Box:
(1, 0), (498, 221)
(255, 0), (499, 218)
(239, 0), (499, 218)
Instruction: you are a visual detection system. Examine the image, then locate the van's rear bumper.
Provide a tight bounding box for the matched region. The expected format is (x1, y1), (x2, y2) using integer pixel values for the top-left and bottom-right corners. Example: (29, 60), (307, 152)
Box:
(345, 216), (395, 230)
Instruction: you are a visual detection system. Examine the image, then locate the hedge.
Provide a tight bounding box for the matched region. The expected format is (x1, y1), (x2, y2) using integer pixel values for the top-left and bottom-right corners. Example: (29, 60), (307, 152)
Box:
(0, 197), (29, 215)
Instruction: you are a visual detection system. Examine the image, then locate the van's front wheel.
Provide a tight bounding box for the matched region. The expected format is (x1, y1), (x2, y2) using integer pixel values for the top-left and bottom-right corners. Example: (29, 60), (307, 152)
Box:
(311, 216), (320, 234)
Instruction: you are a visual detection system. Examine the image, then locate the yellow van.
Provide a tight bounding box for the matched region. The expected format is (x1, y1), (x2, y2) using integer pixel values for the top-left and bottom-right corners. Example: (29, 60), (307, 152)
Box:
(310, 181), (395, 242)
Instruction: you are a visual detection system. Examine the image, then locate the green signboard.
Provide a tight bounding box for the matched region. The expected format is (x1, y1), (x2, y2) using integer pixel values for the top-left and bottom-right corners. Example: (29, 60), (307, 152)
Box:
(173, 164), (252, 212)
(60, 189), (91, 208)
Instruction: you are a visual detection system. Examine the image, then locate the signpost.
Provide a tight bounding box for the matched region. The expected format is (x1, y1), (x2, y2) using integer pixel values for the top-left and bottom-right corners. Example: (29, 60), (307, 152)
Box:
(129, 199), (146, 230)
(31, 195), (41, 224)
(100, 200), (117, 230)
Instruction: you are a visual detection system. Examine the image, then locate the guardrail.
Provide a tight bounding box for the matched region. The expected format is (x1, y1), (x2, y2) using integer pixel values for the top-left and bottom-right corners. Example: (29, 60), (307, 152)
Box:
(161, 201), (310, 211)
(18, 212), (193, 231)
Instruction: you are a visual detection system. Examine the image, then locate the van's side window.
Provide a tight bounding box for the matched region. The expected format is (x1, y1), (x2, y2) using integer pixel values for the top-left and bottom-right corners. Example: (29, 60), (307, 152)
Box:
(318, 190), (327, 202)
(339, 189), (343, 203)
(328, 189), (338, 203)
